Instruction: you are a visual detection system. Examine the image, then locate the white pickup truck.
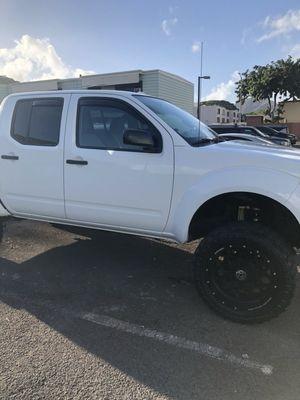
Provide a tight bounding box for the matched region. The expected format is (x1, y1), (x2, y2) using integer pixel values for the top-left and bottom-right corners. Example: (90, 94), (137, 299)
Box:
(0, 90), (299, 323)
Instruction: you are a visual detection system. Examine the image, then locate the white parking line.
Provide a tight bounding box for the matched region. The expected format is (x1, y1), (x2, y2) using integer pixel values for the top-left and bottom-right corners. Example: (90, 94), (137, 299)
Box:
(81, 313), (273, 376)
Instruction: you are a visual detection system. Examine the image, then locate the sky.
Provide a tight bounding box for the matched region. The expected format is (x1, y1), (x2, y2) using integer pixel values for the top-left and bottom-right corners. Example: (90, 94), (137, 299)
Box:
(1, 0), (300, 102)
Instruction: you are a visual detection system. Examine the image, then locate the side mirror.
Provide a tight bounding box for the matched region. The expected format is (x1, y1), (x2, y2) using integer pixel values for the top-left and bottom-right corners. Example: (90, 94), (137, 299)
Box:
(123, 129), (156, 150)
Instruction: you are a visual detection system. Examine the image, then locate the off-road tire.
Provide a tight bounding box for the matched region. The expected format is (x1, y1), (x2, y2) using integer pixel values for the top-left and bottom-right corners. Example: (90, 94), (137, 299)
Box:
(194, 222), (297, 324)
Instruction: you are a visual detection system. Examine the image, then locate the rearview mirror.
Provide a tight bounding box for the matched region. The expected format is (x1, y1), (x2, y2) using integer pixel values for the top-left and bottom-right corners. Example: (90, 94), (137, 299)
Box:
(123, 129), (156, 150)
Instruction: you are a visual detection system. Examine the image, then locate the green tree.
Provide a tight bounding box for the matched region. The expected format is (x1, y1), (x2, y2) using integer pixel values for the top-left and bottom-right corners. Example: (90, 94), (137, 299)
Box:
(236, 57), (300, 121)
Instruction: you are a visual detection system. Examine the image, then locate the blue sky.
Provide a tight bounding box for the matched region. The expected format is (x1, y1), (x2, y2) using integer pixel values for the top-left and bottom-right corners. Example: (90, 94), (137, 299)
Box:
(1, 0), (300, 102)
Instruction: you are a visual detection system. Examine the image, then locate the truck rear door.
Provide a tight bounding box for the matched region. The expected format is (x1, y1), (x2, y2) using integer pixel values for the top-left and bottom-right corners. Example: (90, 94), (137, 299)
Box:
(0, 94), (70, 219)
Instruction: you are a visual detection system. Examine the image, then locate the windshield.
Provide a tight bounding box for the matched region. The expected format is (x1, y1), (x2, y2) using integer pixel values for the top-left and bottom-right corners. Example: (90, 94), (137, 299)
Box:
(135, 95), (217, 146)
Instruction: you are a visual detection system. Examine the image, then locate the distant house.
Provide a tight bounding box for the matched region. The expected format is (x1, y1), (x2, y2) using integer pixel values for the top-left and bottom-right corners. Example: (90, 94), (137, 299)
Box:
(195, 100), (241, 125)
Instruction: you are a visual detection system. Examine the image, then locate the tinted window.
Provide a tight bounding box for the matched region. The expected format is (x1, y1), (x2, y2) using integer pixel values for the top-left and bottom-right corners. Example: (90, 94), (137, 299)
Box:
(11, 98), (63, 146)
(224, 136), (249, 141)
(12, 101), (31, 139)
(77, 98), (162, 152)
(240, 127), (268, 137)
(241, 127), (255, 134)
(256, 126), (278, 136)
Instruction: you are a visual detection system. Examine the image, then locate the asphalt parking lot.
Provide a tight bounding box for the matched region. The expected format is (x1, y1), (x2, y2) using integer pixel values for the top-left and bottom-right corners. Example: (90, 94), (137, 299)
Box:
(0, 219), (300, 400)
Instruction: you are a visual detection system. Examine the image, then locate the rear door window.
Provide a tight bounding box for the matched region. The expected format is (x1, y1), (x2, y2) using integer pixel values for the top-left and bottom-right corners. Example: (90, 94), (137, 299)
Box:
(11, 98), (64, 146)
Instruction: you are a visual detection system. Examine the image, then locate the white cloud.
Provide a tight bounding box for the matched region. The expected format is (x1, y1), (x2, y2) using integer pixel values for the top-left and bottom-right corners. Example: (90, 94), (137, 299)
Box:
(288, 43), (300, 58)
(191, 41), (201, 53)
(241, 28), (251, 46)
(0, 35), (94, 81)
(168, 5), (177, 14)
(257, 9), (300, 42)
(161, 17), (178, 36)
(203, 71), (239, 102)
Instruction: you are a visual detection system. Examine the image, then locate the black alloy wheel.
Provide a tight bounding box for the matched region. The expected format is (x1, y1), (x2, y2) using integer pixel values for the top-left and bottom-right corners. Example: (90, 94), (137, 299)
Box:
(194, 222), (296, 323)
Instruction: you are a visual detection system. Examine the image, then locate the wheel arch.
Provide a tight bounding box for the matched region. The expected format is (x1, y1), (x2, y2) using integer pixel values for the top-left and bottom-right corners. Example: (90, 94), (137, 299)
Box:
(188, 191), (300, 248)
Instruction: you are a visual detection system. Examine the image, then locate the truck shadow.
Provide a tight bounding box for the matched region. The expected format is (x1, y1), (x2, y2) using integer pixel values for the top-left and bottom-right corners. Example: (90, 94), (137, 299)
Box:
(0, 225), (204, 398)
(0, 223), (299, 399)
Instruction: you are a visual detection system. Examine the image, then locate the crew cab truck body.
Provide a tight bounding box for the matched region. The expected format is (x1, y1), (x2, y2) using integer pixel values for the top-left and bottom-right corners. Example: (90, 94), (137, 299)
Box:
(1, 90), (300, 323)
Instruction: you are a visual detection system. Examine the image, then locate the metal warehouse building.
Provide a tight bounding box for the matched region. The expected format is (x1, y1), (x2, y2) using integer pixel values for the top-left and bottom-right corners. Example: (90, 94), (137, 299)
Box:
(0, 70), (194, 114)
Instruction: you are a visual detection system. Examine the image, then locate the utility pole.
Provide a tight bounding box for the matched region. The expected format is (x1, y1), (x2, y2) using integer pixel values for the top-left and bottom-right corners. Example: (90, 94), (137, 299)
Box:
(197, 42), (210, 121)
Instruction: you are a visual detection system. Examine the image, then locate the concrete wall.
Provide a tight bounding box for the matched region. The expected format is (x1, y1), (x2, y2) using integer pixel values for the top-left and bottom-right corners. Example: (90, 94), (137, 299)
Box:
(245, 115), (264, 126)
(0, 76), (16, 103)
(11, 79), (59, 93)
(200, 105), (219, 124)
(141, 71), (160, 97)
(143, 70), (194, 114)
(82, 70), (141, 88)
(282, 101), (300, 123)
(0, 84), (11, 102)
(279, 102), (300, 137)
(287, 122), (300, 137)
(58, 78), (82, 90)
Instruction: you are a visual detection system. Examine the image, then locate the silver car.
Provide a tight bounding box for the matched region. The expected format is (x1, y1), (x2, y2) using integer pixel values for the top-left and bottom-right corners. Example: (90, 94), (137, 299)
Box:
(218, 133), (290, 146)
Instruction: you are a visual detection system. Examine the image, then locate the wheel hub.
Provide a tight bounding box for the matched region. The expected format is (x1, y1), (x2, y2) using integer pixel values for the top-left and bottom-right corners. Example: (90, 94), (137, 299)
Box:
(202, 243), (280, 311)
(235, 269), (247, 281)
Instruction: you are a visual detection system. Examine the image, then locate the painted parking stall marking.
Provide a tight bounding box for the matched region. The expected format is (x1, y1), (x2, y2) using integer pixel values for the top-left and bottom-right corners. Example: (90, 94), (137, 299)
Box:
(81, 313), (273, 376)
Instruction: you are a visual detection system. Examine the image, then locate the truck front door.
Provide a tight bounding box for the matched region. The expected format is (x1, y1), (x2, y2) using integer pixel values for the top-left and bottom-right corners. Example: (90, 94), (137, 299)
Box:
(64, 95), (174, 233)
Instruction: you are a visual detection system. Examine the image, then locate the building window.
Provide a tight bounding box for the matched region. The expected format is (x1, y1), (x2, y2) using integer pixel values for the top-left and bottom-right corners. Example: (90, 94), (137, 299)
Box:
(217, 117), (220, 123)
(222, 118), (225, 123)
(217, 108), (220, 114)
(227, 111), (229, 117)
(233, 112), (236, 117)
(226, 118), (229, 123)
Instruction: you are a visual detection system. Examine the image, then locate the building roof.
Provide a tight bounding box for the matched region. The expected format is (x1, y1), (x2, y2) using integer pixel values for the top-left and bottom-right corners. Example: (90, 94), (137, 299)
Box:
(6, 69), (193, 87)
(0, 76), (17, 84)
(201, 100), (238, 110)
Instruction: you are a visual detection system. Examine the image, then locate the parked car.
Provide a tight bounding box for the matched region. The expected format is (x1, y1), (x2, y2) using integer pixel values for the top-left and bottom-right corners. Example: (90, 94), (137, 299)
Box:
(1, 91), (300, 323)
(210, 124), (291, 147)
(255, 125), (297, 145)
(218, 133), (276, 146)
(267, 124), (289, 134)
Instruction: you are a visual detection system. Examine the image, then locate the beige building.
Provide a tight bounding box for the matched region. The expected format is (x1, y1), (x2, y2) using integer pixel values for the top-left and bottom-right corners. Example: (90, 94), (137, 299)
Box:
(0, 69), (194, 114)
(282, 101), (300, 137)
